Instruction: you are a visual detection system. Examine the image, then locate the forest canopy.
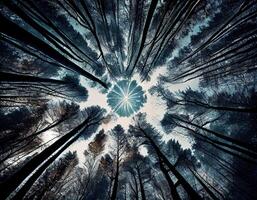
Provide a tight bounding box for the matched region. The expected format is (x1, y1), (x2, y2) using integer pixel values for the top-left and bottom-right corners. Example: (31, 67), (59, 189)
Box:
(0, 0), (257, 199)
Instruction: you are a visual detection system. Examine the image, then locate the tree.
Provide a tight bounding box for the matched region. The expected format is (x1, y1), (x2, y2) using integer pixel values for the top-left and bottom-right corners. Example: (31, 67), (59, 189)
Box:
(109, 125), (129, 200)
(70, 129), (107, 200)
(0, 106), (105, 199)
(0, 3), (108, 88)
(25, 151), (78, 200)
(159, 83), (257, 199)
(123, 149), (153, 200)
(1, 0), (257, 199)
(161, 1), (257, 85)
(129, 114), (203, 200)
(0, 101), (79, 171)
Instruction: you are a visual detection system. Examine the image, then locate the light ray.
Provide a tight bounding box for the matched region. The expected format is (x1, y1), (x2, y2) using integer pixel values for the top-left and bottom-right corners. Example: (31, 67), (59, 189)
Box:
(107, 80), (147, 117)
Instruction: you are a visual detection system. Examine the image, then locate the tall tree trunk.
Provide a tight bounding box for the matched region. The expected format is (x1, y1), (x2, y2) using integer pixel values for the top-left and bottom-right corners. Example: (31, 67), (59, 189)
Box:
(173, 98), (257, 114)
(0, 72), (67, 84)
(136, 167), (146, 200)
(110, 166), (119, 200)
(0, 115), (100, 199)
(176, 122), (257, 164)
(127, 0), (158, 75)
(173, 116), (257, 154)
(0, 115), (72, 163)
(178, 1), (252, 64)
(188, 167), (220, 200)
(139, 128), (202, 200)
(111, 148), (120, 200)
(159, 161), (181, 200)
(131, 172), (139, 200)
(11, 119), (100, 200)
(0, 13), (107, 88)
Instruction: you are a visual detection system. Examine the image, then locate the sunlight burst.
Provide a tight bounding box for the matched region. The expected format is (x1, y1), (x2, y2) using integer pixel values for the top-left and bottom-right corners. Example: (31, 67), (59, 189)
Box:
(107, 80), (147, 117)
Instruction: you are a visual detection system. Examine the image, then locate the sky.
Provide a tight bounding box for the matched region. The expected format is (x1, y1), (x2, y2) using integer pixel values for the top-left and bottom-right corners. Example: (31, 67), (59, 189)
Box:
(19, 63), (199, 166)
(65, 65), (199, 165)
(40, 12), (210, 165)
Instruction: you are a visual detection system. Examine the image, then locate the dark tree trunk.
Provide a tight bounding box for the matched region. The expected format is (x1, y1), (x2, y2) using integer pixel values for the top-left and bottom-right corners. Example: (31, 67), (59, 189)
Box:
(0, 115), (100, 199)
(159, 161), (181, 200)
(0, 72), (67, 84)
(173, 98), (257, 114)
(136, 167), (146, 200)
(127, 0), (158, 75)
(111, 145), (121, 200)
(11, 119), (100, 200)
(178, 1), (252, 64)
(0, 13), (107, 88)
(0, 115), (74, 164)
(175, 122), (257, 164)
(173, 116), (257, 154)
(139, 128), (202, 200)
(188, 167), (220, 200)
(110, 166), (119, 200)
(131, 172), (139, 200)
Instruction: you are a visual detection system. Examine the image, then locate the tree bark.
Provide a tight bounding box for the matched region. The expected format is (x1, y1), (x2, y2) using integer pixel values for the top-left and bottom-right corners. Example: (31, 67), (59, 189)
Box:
(188, 167), (220, 200)
(139, 128), (202, 200)
(159, 161), (181, 200)
(110, 166), (119, 200)
(0, 13), (107, 88)
(136, 167), (146, 200)
(173, 116), (257, 153)
(0, 115), (101, 199)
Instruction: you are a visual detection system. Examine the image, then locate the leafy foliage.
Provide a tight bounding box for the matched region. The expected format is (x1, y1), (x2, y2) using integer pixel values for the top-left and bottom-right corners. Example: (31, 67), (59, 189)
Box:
(0, 0), (257, 199)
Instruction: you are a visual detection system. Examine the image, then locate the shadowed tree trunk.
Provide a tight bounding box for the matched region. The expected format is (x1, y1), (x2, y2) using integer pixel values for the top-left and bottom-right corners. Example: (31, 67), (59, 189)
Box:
(172, 115), (257, 154)
(0, 71), (68, 84)
(110, 164), (119, 200)
(129, 171), (139, 200)
(178, 1), (253, 64)
(0, 113), (75, 164)
(139, 128), (203, 200)
(127, 0), (158, 75)
(136, 166), (146, 200)
(11, 119), (101, 200)
(0, 12), (107, 88)
(159, 161), (181, 200)
(0, 110), (103, 199)
(188, 167), (220, 200)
